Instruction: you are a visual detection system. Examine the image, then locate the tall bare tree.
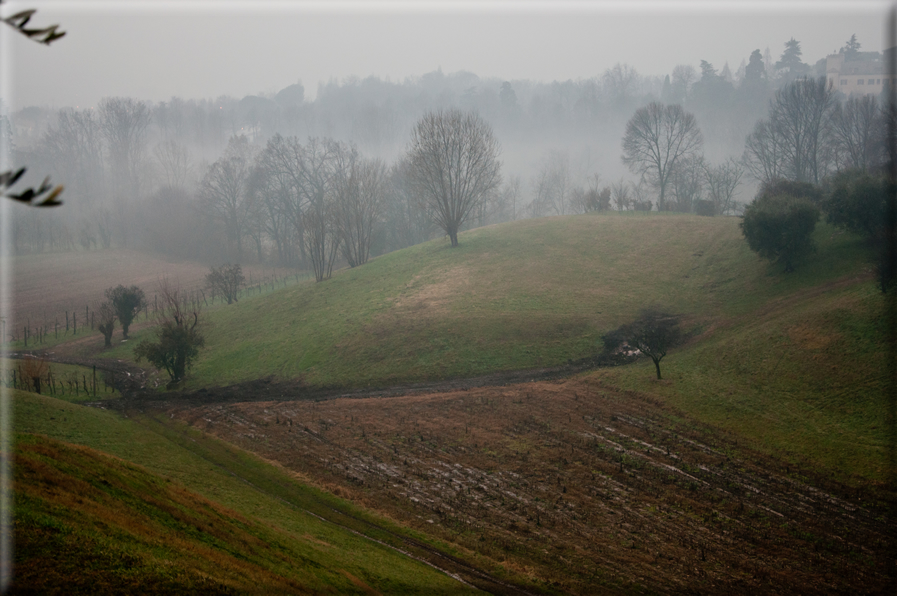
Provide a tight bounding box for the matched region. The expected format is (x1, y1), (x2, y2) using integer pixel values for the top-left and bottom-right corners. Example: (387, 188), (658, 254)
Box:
(383, 158), (433, 252)
(703, 158), (744, 215)
(41, 108), (104, 206)
(668, 154), (705, 213)
(742, 118), (786, 184)
(153, 138), (192, 189)
(768, 77), (837, 184)
(333, 156), (387, 268)
(98, 97), (151, 199)
(256, 134), (347, 278)
(621, 102), (703, 211)
(407, 109), (502, 247)
(530, 150), (575, 217)
(830, 95), (884, 172)
(198, 135), (257, 260)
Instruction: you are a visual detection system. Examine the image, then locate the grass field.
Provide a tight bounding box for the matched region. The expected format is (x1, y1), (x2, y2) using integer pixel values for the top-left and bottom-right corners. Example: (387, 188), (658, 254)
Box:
(11, 390), (509, 594)
(105, 213), (861, 391)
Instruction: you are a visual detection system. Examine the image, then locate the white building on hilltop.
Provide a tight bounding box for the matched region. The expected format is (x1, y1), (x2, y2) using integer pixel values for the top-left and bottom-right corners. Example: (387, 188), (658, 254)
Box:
(826, 49), (894, 97)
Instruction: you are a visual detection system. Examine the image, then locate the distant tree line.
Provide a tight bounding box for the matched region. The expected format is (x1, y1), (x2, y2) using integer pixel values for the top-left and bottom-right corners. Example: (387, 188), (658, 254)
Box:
(5, 33), (887, 266)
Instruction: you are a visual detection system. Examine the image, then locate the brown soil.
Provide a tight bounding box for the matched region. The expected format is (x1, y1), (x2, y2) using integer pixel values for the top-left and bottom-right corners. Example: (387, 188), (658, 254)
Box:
(145, 375), (893, 595)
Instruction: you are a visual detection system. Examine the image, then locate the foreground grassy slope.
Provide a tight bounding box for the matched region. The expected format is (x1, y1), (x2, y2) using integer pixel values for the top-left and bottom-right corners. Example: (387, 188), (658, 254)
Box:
(12, 390), (479, 594)
(183, 212), (869, 389)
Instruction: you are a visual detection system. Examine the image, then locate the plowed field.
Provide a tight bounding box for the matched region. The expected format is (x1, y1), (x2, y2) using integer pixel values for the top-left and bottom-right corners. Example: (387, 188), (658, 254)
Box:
(168, 376), (892, 594)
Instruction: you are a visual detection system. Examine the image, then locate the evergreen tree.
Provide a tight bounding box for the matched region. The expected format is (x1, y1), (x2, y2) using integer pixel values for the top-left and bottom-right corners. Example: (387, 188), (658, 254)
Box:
(744, 49), (765, 83)
(841, 34), (861, 61)
(775, 38), (810, 82)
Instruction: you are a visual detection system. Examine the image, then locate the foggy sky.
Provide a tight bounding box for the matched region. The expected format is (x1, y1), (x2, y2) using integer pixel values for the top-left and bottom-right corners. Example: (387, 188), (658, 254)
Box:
(1, 1), (889, 111)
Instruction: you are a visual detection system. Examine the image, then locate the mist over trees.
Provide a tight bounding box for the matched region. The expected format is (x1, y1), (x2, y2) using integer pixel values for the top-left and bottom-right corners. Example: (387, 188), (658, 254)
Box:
(5, 33), (890, 269)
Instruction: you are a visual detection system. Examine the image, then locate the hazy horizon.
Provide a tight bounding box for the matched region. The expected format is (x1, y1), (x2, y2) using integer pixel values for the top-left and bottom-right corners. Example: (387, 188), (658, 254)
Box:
(2, 1), (889, 110)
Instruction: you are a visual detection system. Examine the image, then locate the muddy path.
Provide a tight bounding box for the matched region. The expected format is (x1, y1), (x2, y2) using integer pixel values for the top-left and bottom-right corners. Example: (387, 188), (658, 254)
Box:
(9, 347), (628, 409)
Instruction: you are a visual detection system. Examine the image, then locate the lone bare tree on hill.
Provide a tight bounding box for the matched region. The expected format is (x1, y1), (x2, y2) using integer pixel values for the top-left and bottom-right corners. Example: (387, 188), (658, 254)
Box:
(621, 102), (703, 211)
(407, 109), (502, 247)
(603, 309), (683, 380)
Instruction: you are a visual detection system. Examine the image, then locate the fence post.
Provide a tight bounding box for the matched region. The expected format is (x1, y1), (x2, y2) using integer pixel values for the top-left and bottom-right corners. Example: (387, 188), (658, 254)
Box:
(92, 365), (97, 397)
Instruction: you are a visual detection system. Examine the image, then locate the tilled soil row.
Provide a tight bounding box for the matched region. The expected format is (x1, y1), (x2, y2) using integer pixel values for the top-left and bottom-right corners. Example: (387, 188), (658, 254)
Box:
(169, 378), (894, 595)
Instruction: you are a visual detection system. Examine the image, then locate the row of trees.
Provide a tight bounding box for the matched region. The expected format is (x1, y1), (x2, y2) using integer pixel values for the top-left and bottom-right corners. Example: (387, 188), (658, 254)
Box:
(9, 35), (866, 258)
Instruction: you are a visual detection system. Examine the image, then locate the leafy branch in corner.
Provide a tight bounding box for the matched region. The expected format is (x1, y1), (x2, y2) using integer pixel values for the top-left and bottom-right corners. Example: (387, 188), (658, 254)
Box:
(0, 168), (62, 207)
(1, 3), (66, 206)
(2, 8), (65, 45)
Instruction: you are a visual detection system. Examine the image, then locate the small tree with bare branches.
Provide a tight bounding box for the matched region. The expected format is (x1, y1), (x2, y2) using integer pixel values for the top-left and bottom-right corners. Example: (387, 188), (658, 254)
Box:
(603, 309), (683, 380)
(134, 281), (204, 385)
(96, 301), (116, 348)
(205, 264), (245, 305)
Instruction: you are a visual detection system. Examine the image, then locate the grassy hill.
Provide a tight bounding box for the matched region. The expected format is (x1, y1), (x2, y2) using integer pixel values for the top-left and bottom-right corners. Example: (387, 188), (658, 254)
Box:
(141, 212), (870, 389)
(11, 390), (492, 594)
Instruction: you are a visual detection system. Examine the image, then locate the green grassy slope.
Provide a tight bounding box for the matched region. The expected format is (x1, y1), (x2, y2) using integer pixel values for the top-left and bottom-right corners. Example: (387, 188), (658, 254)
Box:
(11, 390), (481, 594)
(177, 212), (870, 390)
(593, 277), (888, 482)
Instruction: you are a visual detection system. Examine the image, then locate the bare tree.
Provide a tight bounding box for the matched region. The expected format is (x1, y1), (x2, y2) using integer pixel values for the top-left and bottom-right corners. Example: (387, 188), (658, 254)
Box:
(256, 135), (347, 278)
(98, 97), (151, 200)
(671, 64), (698, 102)
(153, 138), (192, 189)
(134, 280), (204, 385)
(95, 301), (116, 348)
(611, 179), (631, 211)
(830, 95), (884, 172)
(742, 118), (786, 185)
(198, 135), (257, 260)
(668, 154), (705, 213)
(531, 150), (574, 216)
(621, 102), (703, 212)
(603, 308), (683, 380)
(333, 156), (387, 268)
(383, 157), (433, 252)
(41, 108), (104, 206)
(407, 109), (502, 247)
(570, 175), (611, 213)
(768, 77), (837, 184)
(206, 264), (245, 304)
(703, 159), (744, 215)
(602, 63), (640, 108)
